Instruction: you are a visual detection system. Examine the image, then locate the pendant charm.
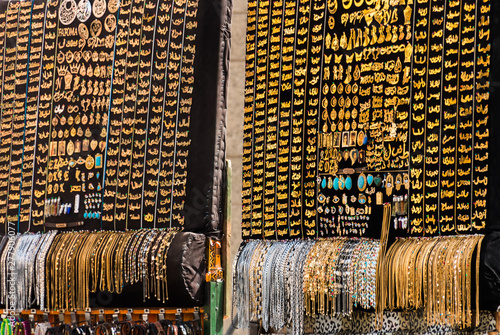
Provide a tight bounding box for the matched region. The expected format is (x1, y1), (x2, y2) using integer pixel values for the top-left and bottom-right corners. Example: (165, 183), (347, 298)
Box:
(85, 155), (95, 170)
(108, 0), (119, 13)
(67, 140), (75, 156)
(93, 0), (106, 18)
(104, 14), (117, 33)
(59, 0), (77, 25)
(90, 19), (103, 37)
(76, 0), (91, 22)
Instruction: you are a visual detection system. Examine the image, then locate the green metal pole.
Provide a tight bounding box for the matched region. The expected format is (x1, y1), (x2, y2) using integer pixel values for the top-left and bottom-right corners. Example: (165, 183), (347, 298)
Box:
(204, 281), (224, 335)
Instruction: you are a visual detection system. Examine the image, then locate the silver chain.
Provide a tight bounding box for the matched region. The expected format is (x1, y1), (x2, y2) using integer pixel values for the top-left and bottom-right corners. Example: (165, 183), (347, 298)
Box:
(231, 238), (381, 332)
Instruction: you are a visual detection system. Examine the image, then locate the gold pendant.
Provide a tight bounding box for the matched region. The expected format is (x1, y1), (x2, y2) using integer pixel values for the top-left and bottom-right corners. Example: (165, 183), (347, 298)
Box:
(95, 154), (103, 168)
(99, 141), (106, 151)
(85, 155), (95, 170)
(90, 139), (98, 151)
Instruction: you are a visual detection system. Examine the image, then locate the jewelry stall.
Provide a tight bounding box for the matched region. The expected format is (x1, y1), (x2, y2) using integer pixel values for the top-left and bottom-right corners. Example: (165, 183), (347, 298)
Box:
(232, 0), (498, 334)
(0, 0), (232, 333)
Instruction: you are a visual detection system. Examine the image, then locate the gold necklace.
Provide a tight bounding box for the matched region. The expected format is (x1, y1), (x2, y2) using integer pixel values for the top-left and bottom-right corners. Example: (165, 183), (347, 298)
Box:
(46, 234), (63, 310)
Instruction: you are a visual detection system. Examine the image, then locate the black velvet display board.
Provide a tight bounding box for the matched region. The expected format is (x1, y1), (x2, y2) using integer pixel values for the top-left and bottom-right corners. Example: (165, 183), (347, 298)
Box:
(241, 0), (492, 242)
(485, 0), (499, 232)
(480, 0), (500, 311)
(0, 0), (231, 239)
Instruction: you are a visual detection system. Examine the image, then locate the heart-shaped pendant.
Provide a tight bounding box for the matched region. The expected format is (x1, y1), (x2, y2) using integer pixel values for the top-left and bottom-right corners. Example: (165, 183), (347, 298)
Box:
(90, 139), (98, 151)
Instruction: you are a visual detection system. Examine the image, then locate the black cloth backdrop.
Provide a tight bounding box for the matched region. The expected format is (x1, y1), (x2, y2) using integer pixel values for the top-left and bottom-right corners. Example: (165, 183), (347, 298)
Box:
(480, 0), (500, 311)
(88, 232), (207, 307)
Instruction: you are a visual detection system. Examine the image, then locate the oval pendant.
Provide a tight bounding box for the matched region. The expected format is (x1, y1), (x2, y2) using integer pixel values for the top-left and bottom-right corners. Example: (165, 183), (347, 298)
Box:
(367, 174), (374, 186)
(333, 176), (339, 190)
(327, 176), (333, 189)
(345, 176), (352, 190)
(357, 173), (367, 192)
(339, 176), (345, 190)
(108, 0), (119, 13)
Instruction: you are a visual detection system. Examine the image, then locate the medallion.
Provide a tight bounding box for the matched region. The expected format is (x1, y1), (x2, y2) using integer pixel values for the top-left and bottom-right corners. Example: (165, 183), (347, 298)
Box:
(67, 140), (75, 156)
(85, 155), (95, 169)
(78, 23), (89, 39)
(92, 0), (106, 18)
(108, 0), (119, 13)
(90, 19), (103, 37)
(76, 0), (91, 22)
(59, 0), (77, 25)
(104, 14), (116, 32)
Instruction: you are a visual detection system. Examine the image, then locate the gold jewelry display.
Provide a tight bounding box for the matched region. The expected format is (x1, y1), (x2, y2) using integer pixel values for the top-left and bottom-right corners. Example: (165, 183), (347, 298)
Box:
(382, 236), (484, 329)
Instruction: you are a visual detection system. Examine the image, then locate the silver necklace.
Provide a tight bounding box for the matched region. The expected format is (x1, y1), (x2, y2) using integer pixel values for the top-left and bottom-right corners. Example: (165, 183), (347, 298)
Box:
(296, 241), (314, 335)
(232, 240), (259, 329)
(271, 241), (296, 330)
(230, 242), (246, 328)
(287, 240), (314, 335)
(261, 242), (280, 332)
(36, 231), (57, 309)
